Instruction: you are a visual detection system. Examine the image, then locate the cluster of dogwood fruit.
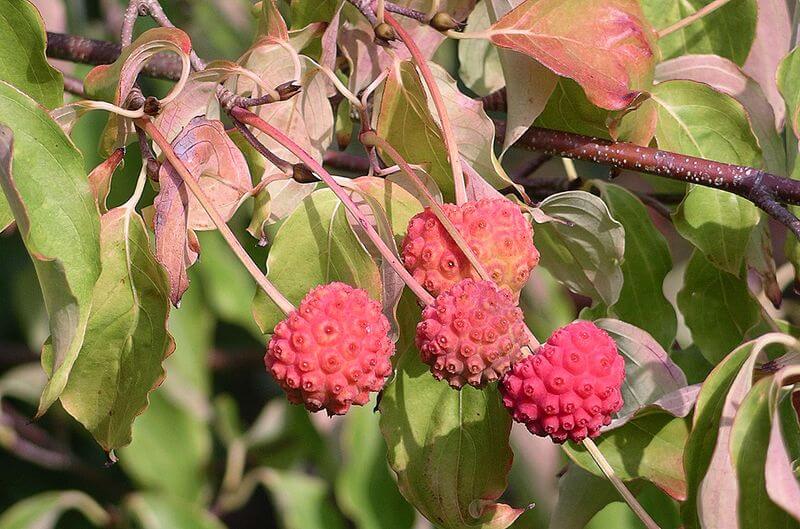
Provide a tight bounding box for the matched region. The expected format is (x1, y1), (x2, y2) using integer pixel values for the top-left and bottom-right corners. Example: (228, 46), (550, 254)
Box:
(264, 197), (626, 445)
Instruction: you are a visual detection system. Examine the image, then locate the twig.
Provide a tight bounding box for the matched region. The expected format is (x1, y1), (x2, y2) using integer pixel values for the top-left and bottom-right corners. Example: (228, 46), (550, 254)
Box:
(43, 32), (800, 237)
(497, 121), (800, 238)
(46, 32), (183, 80)
(384, 1), (429, 23)
(583, 438), (661, 529)
(323, 151), (371, 174)
(136, 117), (296, 315)
(61, 75), (86, 98)
(657, 0), (732, 39)
(511, 153), (552, 181)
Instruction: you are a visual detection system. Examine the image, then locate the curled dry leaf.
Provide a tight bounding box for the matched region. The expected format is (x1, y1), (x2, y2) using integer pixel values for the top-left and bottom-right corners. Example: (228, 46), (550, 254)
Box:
(489, 0), (657, 110)
(88, 148), (125, 213)
(153, 117), (251, 305)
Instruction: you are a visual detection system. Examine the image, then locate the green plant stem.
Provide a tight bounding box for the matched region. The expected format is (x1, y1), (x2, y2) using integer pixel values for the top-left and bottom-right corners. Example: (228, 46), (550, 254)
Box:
(383, 13), (467, 204)
(656, 0), (732, 39)
(582, 438), (661, 529)
(230, 107), (436, 306)
(136, 117), (296, 316)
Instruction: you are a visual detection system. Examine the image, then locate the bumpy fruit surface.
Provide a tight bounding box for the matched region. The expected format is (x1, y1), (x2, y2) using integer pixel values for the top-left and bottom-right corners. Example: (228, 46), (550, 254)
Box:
(265, 282), (394, 416)
(415, 279), (528, 388)
(401, 198), (539, 299)
(500, 321), (625, 443)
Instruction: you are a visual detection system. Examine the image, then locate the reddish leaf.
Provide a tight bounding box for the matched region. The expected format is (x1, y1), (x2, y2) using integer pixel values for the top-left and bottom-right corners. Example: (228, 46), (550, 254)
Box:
(489, 0), (657, 110)
(153, 117), (251, 305)
(88, 148), (125, 213)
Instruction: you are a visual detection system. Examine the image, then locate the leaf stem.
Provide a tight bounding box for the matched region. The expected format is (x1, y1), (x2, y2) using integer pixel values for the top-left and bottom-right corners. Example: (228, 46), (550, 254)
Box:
(230, 107), (436, 306)
(656, 0), (732, 39)
(582, 438), (661, 529)
(136, 117), (296, 316)
(383, 13), (467, 204)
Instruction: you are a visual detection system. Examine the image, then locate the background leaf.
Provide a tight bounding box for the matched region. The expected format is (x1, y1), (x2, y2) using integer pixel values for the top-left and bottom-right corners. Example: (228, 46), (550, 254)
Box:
(641, 0), (757, 65)
(677, 252), (761, 363)
(0, 0), (63, 109)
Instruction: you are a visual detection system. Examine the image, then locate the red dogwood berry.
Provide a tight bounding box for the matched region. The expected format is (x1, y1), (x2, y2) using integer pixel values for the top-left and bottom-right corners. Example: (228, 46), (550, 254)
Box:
(401, 198), (539, 299)
(500, 321), (625, 443)
(265, 282), (394, 415)
(415, 279), (529, 388)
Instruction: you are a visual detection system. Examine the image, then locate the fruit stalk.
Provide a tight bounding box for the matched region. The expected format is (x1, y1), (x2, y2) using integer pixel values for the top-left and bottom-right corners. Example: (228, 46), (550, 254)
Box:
(383, 13), (467, 205)
(583, 438), (661, 529)
(229, 107), (436, 306)
(136, 117), (296, 316)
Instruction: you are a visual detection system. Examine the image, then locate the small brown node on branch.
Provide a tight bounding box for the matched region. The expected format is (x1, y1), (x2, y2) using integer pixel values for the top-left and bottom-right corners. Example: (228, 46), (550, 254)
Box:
(143, 96), (161, 116)
(374, 22), (397, 43)
(429, 12), (464, 32)
(292, 163), (318, 184)
(276, 81), (302, 101)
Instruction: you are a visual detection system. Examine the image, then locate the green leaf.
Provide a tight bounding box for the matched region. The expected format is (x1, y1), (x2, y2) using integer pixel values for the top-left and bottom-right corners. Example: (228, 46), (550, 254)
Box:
(458, 1), (505, 97)
(379, 292), (523, 529)
(489, 0), (656, 110)
(778, 46), (800, 140)
(642, 0), (757, 65)
(681, 342), (752, 529)
(0, 491), (108, 529)
(535, 78), (610, 138)
(731, 378), (800, 529)
(677, 251), (760, 363)
(335, 400), (415, 529)
(375, 60), (455, 202)
(195, 230), (261, 338)
(594, 183), (677, 347)
(252, 189), (382, 334)
(50, 207), (173, 451)
(0, 0), (63, 108)
(549, 463), (624, 529)
(429, 63), (521, 194)
(646, 80), (763, 274)
(290, 0), (339, 28)
(126, 493), (225, 529)
(565, 412), (691, 500)
(120, 390), (212, 502)
(534, 191), (625, 307)
(0, 81), (101, 416)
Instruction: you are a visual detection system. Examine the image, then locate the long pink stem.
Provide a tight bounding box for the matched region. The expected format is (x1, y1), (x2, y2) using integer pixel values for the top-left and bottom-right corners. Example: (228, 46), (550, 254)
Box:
(230, 107), (435, 306)
(137, 118), (296, 316)
(384, 13), (467, 204)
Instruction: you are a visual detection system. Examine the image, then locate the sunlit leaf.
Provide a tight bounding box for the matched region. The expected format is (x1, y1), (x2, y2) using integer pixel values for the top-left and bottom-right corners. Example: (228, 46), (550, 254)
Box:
(0, 81), (101, 416)
(0, 491), (108, 529)
(489, 0), (656, 110)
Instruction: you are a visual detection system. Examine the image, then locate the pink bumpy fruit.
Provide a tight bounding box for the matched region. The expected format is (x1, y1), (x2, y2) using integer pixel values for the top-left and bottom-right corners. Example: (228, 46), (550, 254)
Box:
(265, 282), (394, 415)
(415, 279), (529, 388)
(401, 198), (539, 299)
(500, 321), (625, 443)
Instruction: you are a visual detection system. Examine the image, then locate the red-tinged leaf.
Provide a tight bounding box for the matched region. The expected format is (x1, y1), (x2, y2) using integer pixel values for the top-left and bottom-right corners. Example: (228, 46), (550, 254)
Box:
(169, 117), (251, 230)
(84, 27), (192, 105)
(88, 148), (125, 213)
(257, 0), (289, 41)
(489, 0), (657, 110)
(153, 117), (251, 305)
